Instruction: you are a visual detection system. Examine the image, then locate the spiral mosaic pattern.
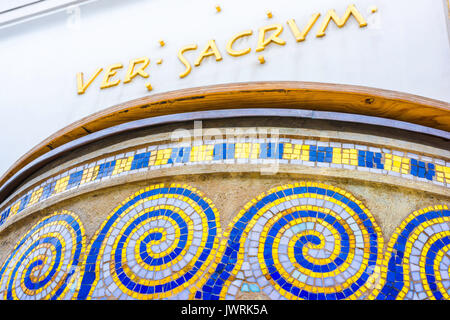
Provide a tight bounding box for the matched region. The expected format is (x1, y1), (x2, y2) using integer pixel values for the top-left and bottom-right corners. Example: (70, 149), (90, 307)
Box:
(2, 136), (448, 233)
(0, 211), (86, 300)
(77, 184), (221, 300)
(199, 182), (383, 300)
(374, 205), (450, 300)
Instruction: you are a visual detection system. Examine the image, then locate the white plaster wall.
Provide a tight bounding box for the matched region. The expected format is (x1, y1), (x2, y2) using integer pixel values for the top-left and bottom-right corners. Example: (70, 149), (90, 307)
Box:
(0, 0), (449, 177)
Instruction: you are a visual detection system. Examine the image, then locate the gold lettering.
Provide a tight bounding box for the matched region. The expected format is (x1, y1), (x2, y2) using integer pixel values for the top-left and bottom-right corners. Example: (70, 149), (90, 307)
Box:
(177, 44), (198, 78)
(78, 5), (371, 88)
(123, 57), (150, 84)
(226, 30), (253, 57)
(316, 4), (367, 37)
(195, 40), (223, 67)
(287, 13), (321, 42)
(100, 63), (123, 89)
(76, 68), (102, 94)
(255, 24), (286, 52)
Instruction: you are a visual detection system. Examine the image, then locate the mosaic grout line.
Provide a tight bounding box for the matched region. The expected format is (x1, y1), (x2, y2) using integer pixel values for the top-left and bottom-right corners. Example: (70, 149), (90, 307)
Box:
(0, 183), (448, 300)
(0, 138), (449, 229)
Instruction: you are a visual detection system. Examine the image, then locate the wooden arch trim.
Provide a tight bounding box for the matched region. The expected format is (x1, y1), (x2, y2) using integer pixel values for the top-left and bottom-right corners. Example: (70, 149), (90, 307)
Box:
(1, 81), (449, 187)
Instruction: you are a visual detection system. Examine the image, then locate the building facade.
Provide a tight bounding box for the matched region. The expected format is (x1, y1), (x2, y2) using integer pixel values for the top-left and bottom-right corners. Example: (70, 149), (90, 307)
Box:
(0, 0), (449, 300)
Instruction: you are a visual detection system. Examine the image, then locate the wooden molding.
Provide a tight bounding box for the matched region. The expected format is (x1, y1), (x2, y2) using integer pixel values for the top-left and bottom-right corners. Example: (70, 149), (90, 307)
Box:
(1, 81), (449, 187)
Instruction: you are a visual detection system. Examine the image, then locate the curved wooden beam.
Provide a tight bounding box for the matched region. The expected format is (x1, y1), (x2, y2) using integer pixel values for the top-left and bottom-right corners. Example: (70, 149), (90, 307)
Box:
(1, 81), (449, 187)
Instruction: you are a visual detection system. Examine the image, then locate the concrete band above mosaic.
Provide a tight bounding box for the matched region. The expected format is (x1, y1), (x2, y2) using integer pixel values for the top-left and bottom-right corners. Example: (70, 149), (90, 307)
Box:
(3, 108), (449, 206)
(0, 129), (449, 232)
(0, 182), (448, 300)
(2, 81), (449, 195)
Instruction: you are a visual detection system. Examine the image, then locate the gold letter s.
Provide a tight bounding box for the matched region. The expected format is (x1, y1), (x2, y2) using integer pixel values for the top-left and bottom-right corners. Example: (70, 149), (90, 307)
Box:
(178, 44), (197, 78)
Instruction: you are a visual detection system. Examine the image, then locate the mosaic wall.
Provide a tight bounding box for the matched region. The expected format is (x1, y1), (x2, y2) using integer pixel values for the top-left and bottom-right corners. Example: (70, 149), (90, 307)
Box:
(1, 138), (449, 230)
(0, 211), (86, 300)
(0, 182), (448, 300)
